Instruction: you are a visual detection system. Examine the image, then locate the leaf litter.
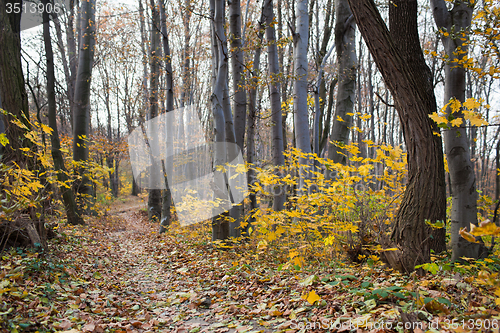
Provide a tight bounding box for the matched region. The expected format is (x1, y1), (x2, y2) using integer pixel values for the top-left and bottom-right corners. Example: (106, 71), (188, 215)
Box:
(1, 206), (500, 333)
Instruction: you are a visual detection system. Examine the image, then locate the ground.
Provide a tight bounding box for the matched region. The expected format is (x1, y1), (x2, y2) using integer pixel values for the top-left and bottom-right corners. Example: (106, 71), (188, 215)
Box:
(1, 196), (500, 333)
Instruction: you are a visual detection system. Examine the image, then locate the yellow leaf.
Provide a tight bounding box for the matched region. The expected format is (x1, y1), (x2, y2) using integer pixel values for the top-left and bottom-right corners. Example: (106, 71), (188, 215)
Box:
(336, 116), (345, 122)
(429, 112), (447, 125)
(40, 123), (53, 135)
(450, 118), (463, 127)
(470, 221), (500, 236)
(449, 98), (461, 113)
(459, 227), (479, 243)
(463, 98), (481, 110)
(301, 290), (321, 305)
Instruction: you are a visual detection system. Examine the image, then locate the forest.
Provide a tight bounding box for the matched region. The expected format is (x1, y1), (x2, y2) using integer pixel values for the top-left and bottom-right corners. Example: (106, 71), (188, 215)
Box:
(1, 0), (500, 331)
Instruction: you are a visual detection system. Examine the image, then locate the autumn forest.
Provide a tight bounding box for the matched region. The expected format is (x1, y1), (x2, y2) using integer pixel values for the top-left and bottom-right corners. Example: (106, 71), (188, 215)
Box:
(1, 0), (500, 331)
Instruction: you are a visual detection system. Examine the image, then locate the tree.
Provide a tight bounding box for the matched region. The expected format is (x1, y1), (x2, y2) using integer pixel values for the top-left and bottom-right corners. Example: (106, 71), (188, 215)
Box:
(210, 0), (230, 241)
(263, 0), (286, 211)
(42, 0), (84, 225)
(147, 0), (162, 222)
(293, 0), (311, 190)
(346, 0), (447, 273)
(327, 0), (356, 166)
(430, 0), (488, 261)
(228, 0), (246, 238)
(0, 0), (31, 160)
(159, 0), (173, 232)
(73, 0), (96, 213)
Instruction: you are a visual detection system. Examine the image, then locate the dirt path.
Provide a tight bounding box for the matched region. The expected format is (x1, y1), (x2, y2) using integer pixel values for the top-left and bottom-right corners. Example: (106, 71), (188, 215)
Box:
(77, 207), (274, 333)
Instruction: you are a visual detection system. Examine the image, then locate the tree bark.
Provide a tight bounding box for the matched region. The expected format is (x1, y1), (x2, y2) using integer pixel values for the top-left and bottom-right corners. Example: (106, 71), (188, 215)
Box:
(73, 0), (96, 214)
(159, 0), (173, 233)
(293, 0), (311, 190)
(430, 0), (488, 261)
(261, 0), (286, 211)
(347, 0), (447, 273)
(210, 0), (230, 241)
(147, 0), (162, 222)
(43, 0), (84, 224)
(390, 0), (446, 253)
(327, 0), (356, 167)
(0, 0), (31, 161)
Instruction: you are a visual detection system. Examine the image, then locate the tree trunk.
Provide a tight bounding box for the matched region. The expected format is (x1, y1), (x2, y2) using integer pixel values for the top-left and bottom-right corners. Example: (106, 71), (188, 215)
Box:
(229, 0), (247, 238)
(430, 0), (488, 261)
(73, 0), (96, 214)
(0, 0), (31, 161)
(245, 8), (266, 238)
(261, 0), (286, 211)
(159, 0), (173, 233)
(327, 0), (356, 167)
(210, 0), (230, 241)
(147, 0), (162, 222)
(347, 0), (447, 273)
(293, 0), (311, 190)
(389, 0), (446, 254)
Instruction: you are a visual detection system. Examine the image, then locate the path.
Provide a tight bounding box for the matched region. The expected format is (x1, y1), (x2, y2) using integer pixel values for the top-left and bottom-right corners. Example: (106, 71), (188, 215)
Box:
(57, 201), (278, 333)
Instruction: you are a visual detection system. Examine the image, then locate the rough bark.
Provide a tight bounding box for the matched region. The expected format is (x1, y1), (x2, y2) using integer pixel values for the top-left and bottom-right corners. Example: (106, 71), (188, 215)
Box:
(390, 0), (447, 253)
(347, 0), (447, 273)
(0, 0), (31, 160)
(430, 0), (488, 261)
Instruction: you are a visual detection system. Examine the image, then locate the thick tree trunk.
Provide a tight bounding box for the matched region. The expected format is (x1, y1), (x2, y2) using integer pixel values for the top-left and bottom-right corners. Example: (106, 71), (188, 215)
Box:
(293, 0), (311, 190)
(0, 0), (31, 160)
(73, 0), (96, 214)
(430, 0), (488, 261)
(390, 0), (446, 253)
(327, 0), (356, 167)
(347, 0), (447, 273)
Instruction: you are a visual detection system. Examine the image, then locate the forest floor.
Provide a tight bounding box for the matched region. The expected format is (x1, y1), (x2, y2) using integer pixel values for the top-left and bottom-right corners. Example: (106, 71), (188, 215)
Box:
(1, 196), (500, 333)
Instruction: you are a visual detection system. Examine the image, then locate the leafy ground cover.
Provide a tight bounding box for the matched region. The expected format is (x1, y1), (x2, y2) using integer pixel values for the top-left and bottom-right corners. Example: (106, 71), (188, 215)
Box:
(1, 197), (500, 333)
